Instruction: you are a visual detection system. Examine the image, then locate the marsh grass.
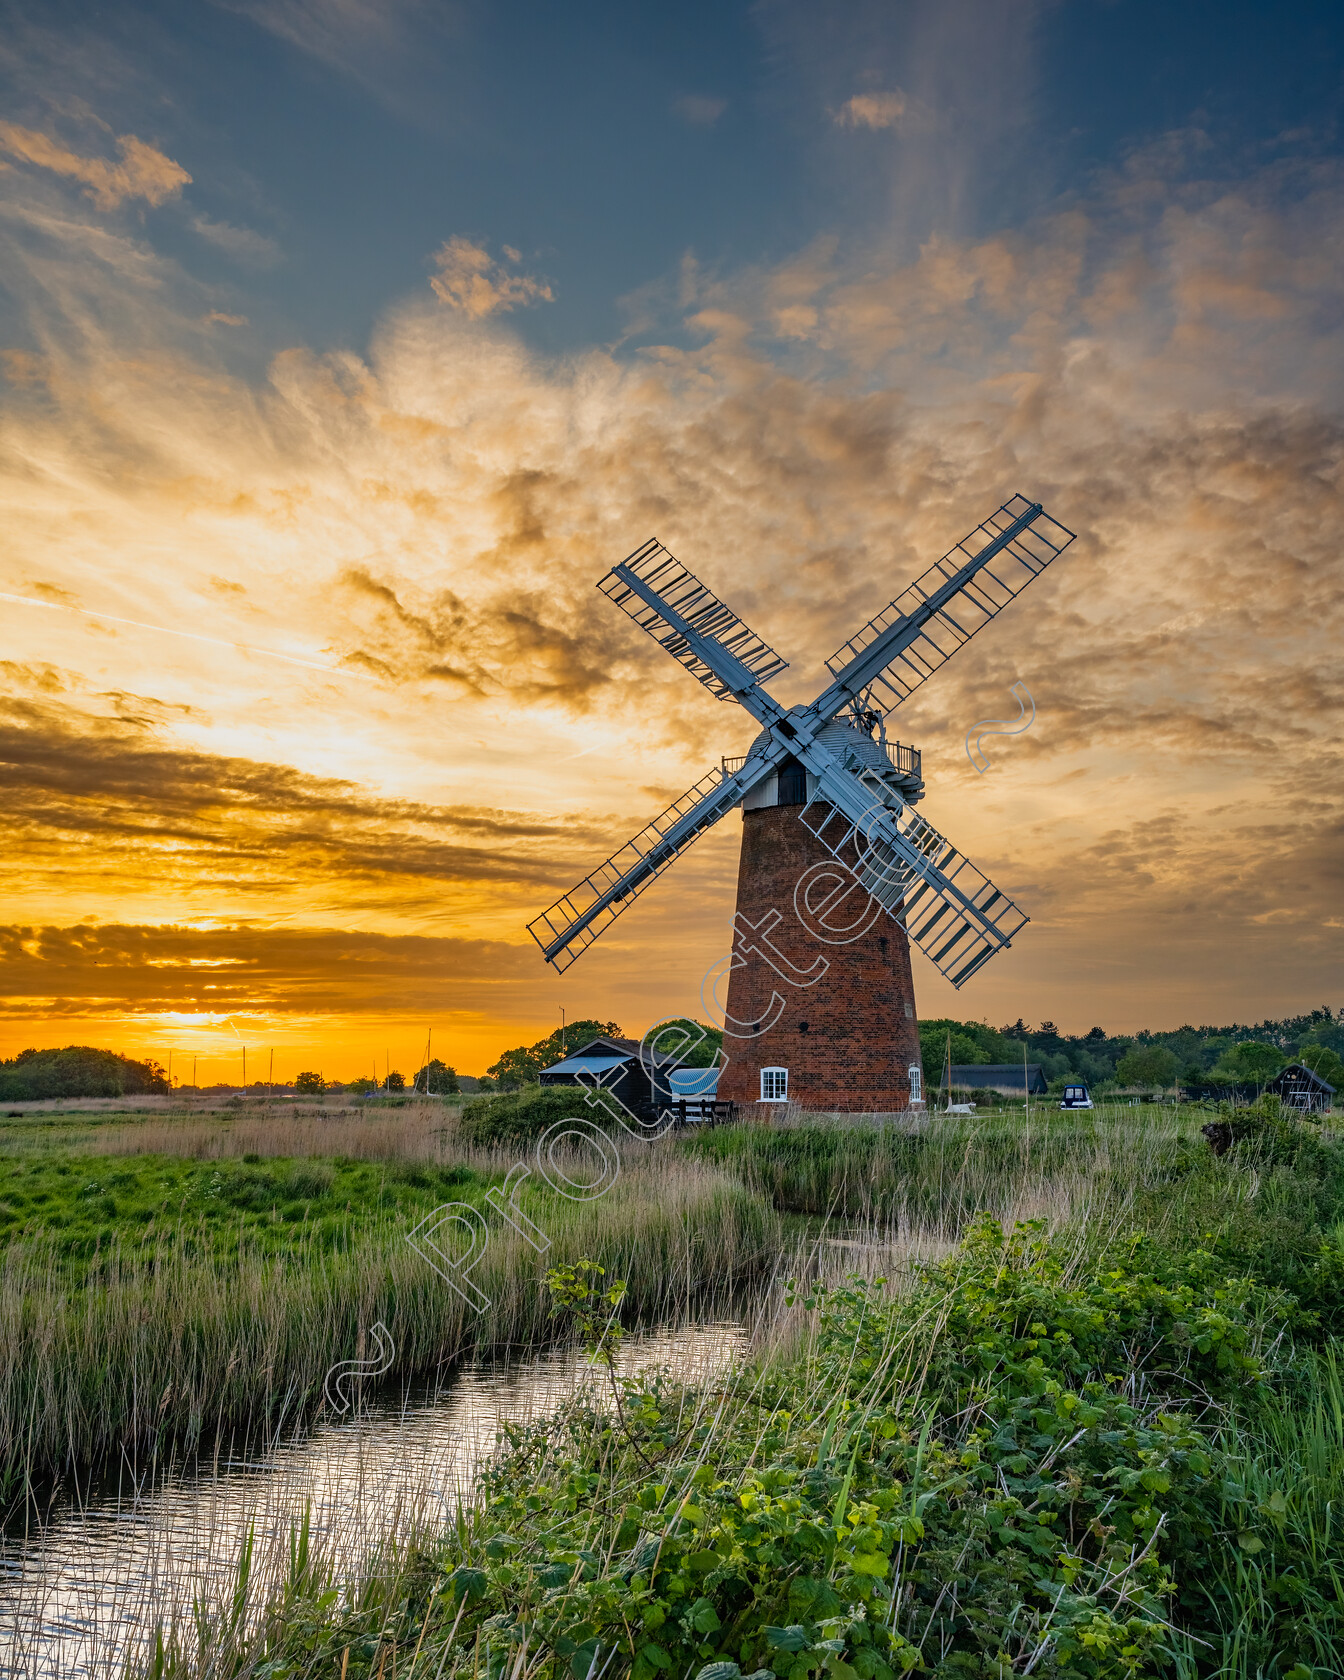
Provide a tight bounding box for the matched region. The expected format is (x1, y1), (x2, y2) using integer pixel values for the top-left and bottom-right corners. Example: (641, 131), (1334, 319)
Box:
(82, 1100), (472, 1163)
(1179, 1345), (1344, 1675)
(110, 1101), (1344, 1680)
(682, 1101), (1189, 1238)
(13, 1100), (1341, 1679)
(0, 1147), (777, 1494)
(0, 1103), (1198, 1497)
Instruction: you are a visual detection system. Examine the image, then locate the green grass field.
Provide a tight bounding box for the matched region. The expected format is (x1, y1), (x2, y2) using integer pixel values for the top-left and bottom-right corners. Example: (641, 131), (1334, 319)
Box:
(0, 1150), (480, 1273)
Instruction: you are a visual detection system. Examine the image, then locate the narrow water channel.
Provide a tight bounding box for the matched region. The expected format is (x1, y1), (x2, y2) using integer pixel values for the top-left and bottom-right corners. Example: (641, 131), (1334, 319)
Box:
(0, 1319), (749, 1680)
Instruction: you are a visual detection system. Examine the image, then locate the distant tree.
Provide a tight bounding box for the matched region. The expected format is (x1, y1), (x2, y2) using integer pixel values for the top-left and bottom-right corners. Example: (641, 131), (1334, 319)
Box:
(921, 1026), (991, 1082)
(920, 1020), (993, 1075)
(487, 1047), (542, 1091)
(644, 1018), (724, 1069)
(386, 1071), (405, 1092)
(1084, 1026), (1107, 1042)
(1071, 1049), (1114, 1086)
(486, 1019), (622, 1090)
(0, 1046), (169, 1101)
(1116, 1045), (1180, 1088)
(347, 1076), (378, 1096)
(1218, 1041), (1286, 1085)
(415, 1058), (459, 1094)
(1298, 1044), (1344, 1089)
(294, 1070), (324, 1093)
(476, 1075), (497, 1092)
(1307, 1020), (1344, 1055)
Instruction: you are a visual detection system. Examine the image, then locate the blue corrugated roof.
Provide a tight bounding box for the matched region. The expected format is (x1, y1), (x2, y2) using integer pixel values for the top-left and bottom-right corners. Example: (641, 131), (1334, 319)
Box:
(669, 1067), (719, 1096)
(542, 1053), (631, 1076)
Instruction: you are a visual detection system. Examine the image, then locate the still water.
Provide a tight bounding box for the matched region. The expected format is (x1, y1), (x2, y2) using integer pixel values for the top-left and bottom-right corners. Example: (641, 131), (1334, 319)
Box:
(0, 1320), (748, 1680)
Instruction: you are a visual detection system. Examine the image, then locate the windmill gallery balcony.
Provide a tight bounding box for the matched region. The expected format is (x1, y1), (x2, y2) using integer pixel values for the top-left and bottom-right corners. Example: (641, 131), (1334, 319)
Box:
(721, 737), (923, 802)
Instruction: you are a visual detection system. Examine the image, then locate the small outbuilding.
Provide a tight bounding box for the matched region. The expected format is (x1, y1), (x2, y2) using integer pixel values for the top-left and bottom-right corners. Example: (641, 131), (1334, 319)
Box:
(539, 1034), (707, 1119)
(947, 1063), (1049, 1097)
(539, 1036), (737, 1124)
(1272, 1062), (1336, 1115)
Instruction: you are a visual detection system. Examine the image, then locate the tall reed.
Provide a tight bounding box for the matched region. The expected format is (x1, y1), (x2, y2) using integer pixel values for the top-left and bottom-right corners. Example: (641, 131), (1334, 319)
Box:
(0, 1150), (777, 1489)
(682, 1102), (1187, 1239)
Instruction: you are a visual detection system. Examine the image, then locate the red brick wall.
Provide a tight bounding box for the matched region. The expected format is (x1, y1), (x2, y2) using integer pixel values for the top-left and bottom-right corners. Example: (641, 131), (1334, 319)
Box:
(716, 804), (923, 1113)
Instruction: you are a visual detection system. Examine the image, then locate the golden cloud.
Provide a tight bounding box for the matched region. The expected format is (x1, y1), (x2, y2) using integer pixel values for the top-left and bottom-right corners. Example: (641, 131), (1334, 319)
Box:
(833, 91), (907, 130)
(0, 123), (191, 209)
(428, 237), (554, 318)
(1, 142), (1342, 1061)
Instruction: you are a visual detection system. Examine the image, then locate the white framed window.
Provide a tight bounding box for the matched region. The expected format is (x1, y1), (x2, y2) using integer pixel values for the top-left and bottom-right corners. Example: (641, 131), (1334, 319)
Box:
(908, 1065), (922, 1103)
(760, 1067), (788, 1102)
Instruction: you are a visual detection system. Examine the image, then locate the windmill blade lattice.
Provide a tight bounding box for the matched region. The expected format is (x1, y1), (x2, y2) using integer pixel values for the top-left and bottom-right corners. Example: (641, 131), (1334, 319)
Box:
(529, 490), (1073, 985)
(800, 771), (1028, 988)
(528, 759), (769, 971)
(821, 494), (1074, 722)
(598, 539), (789, 701)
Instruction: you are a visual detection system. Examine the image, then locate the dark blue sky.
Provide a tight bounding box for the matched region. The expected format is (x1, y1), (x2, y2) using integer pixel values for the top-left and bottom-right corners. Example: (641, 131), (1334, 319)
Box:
(3, 0), (1338, 358)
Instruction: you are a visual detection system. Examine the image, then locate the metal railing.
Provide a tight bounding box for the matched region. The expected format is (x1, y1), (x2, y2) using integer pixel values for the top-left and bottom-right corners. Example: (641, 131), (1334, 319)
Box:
(721, 739), (921, 782)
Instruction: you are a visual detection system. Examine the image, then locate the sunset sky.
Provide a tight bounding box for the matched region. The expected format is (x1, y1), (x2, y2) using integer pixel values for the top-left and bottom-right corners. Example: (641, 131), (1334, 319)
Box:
(1, 0), (1341, 1081)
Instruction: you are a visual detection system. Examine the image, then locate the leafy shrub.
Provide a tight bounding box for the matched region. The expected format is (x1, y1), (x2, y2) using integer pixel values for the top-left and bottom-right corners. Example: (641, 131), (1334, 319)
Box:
(419, 1220), (1307, 1680)
(459, 1086), (612, 1147)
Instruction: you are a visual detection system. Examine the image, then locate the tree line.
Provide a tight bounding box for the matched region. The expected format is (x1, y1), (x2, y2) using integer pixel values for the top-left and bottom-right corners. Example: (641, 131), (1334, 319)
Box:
(483, 1007), (1344, 1096)
(0, 1047), (463, 1101)
(0, 1046), (169, 1102)
(7, 1006), (1338, 1103)
(918, 1005), (1344, 1093)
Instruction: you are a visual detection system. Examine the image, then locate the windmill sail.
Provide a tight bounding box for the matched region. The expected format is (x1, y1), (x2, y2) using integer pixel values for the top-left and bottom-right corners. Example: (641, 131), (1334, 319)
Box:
(816, 495), (1075, 722)
(800, 772), (1028, 988)
(598, 540), (789, 701)
(528, 756), (773, 971)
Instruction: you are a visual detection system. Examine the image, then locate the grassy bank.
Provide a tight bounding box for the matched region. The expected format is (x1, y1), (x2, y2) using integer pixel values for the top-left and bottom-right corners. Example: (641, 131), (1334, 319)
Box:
(676, 1106), (1185, 1231)
(0, 1103), (779, 1494)
(132, 1101), (1344, 1679)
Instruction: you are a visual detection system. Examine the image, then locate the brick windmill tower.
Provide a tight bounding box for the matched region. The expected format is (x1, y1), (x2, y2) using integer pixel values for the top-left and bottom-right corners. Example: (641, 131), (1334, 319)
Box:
(528, 495), (1075, 1113)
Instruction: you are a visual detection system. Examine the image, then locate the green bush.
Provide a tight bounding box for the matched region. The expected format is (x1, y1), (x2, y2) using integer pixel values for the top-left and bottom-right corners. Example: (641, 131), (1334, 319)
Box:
(459, 1085), (615, 1147)
(410, 1218), (1320, 1680)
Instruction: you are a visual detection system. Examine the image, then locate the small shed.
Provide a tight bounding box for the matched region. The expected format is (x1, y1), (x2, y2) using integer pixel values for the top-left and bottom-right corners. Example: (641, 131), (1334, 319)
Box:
(538, 1035), (683, 1118)
(948, 1063), (1049, 1097)
(1272, 1062), (1336, 1115)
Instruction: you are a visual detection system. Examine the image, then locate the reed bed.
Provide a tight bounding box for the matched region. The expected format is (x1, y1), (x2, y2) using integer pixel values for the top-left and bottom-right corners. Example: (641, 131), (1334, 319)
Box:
(0, 1148), (777, 1491)
(682, 1101), (1189, 1239)
(0, 1104), (1193, 1493)
(79, 1100), (470, 1164)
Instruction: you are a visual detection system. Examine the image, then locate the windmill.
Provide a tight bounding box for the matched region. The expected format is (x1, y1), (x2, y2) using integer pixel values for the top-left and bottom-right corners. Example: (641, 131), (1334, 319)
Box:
(527, 494), (1075, 1112)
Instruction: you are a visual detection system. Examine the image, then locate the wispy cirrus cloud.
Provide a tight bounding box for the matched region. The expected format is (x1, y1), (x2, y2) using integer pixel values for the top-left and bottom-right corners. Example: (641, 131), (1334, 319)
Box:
(673, 94), (728, 128)
(833, 90), (906, 130)
(190, 214), (281, 266)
